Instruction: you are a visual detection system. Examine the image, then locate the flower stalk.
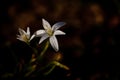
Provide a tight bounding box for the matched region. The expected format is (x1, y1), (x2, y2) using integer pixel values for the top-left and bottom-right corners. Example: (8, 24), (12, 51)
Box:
(37, 40), (49, 61)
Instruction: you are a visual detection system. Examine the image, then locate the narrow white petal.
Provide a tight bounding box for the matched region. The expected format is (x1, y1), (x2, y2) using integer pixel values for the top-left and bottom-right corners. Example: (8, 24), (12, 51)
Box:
(39, 34), (49, 44)
(19, 28), (26, 35)
(42, 18), (52, 30)
(54, 30), (66, 35)
(29, 30), (46, 41)
(35, 30), (46, 37)
(52, 22), (66, 31)
(17, 37), (24, 42)
(30, 34), (35, 41)
(50, 36), (59, 51)
(27, 27), (30, 36)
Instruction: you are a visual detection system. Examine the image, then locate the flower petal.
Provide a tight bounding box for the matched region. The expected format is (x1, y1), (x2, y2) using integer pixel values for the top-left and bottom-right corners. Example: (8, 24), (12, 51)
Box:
(30, 30), (46, 41)
(35, 30), (46, 36)
(29, 34), (35, 41)
(26, 27), (30, 39)
(39, 34), (49, 44)
(19, 28), (26, 35)
(54, 30), (66, 35)
(42, 18), (52, 30)
(52, 22), (66, 31)
(50, 36), (59, 51)
(17, 37), (24, 42)
(27, 27), (30, 35)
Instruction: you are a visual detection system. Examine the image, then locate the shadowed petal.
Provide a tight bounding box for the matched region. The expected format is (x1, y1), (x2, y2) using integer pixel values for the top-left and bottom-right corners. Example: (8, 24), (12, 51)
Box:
(17, 37), (24, 42)
(39, 34), (49, 44)
(54, 30), (66, 35)
(50, 36), (59, 51)
(42, 18), (52, 30)
(19, 28), (26, 35)
(17, 35), (20, 38)
(52, 22), (66, 31)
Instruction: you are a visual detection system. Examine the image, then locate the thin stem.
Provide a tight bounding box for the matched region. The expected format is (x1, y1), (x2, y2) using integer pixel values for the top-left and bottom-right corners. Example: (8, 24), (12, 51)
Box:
(37, 41), (49, 61)
(24, 41), (50, 76)
(24, 65), (36, 77)
(22, 42), (38, 76)
(44, 65), (56, 75)
(26, 42), (38, 54)
(25, 43), (38, 64)
(40, 41), (49, 57)
(37, 61), (53, 72)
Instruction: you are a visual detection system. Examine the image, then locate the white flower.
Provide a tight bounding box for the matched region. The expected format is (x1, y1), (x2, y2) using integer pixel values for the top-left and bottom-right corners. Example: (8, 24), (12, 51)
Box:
(31, 19), (66, 51)
(17, 27), (31, 43)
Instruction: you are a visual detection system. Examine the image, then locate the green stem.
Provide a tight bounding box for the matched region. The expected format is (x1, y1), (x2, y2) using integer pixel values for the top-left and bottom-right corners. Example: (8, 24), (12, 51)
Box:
(44, 65), (56, 75)
(24, 41), (50, 76)
(37, 41), (49, 61)
(23, 42), (38, 76)
(37, 61), (53, 72)
(40, 41), (49, 57)
(26, 42), (38, 55)
(26, 43), (38, 64)
(24, 67), (35, 77)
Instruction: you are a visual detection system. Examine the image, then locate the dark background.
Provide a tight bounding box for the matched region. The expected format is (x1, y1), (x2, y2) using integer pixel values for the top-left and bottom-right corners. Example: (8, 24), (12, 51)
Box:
(0, 0), (120, 80)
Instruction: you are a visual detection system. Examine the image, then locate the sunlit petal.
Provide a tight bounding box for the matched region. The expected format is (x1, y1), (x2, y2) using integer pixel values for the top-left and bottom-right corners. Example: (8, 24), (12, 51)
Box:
(50, 36), (59, 51)
(54, 30), (66, 35)
(39, 34), (49, 44)
(42, 18), (52, 30)
(52, 22), (66, 31)
(35, 30), (46, 37)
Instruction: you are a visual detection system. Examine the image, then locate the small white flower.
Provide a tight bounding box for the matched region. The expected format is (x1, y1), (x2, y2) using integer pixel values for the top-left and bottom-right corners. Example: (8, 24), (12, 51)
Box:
(31, 19), (66, 51)
(17, 27), (31, 43)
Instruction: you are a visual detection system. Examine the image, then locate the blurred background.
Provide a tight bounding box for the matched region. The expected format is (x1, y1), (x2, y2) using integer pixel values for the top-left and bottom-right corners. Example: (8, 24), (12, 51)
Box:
(0, 0), (120, 79)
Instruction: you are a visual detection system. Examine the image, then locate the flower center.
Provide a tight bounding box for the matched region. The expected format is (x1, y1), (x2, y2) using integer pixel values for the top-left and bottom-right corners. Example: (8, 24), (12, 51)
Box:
(22, 34), (29, 42)
(46, 29), (53, 36)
